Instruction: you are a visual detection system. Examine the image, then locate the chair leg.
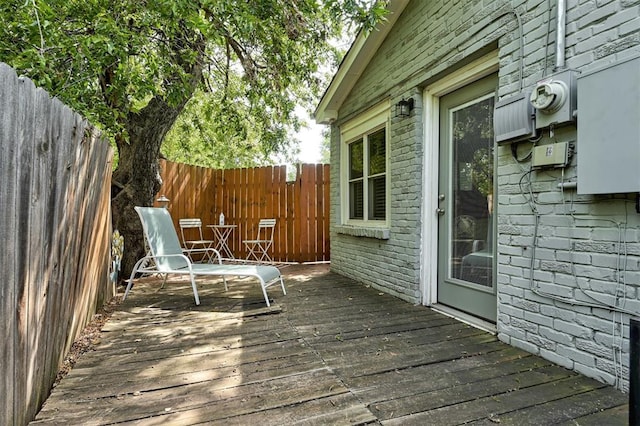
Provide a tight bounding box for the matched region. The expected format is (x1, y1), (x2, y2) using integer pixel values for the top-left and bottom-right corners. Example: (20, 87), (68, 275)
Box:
(189, 272), (200, 305)
(123, 257), (147, 300)
(257, 246), (267, 262)
(258, 243), (273, 262)
(246, 243), (258, 262)
(160, 273), (168, 289)
(258, 278), (271, 307)
(247, 243), (272, 263)
(279, 276), (286, 295)
(123, 276), (134, 301)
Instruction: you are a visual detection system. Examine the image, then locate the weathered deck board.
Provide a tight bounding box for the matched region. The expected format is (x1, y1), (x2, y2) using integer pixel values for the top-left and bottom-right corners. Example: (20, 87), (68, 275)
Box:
(349, 351), (551, 403)
(383, 375), (614, 425)
(31, 264), (629, 425)
(555, 403), (629, 426)
(372, 364), (581, 421)
(469, 386), (631, 425)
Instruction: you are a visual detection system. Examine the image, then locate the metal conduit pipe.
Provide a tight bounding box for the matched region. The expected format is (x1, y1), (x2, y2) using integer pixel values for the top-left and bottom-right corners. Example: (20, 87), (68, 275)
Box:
(555, 0), (566, 70)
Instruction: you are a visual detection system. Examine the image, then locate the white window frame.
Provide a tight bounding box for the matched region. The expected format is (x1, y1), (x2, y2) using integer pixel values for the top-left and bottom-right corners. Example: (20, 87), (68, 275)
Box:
(340, 101), (390, 228)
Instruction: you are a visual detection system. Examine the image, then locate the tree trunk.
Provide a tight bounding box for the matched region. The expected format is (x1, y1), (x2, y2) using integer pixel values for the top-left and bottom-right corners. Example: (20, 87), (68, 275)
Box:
(112, 97), (182, 278)
(113, 93), (203, 278)
(110, 30), (205, 281)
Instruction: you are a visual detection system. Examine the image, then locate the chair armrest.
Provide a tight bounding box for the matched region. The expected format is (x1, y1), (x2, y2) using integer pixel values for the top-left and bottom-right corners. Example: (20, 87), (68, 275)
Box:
(147, 253), (193, 263)
(132, 253), (194, 274)
(182, 247), (223, 264)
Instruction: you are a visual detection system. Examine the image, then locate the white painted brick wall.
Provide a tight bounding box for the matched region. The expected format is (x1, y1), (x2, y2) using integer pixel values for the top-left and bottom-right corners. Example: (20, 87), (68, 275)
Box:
(330, 0), (640, 390)
(495, 0), (640, 383)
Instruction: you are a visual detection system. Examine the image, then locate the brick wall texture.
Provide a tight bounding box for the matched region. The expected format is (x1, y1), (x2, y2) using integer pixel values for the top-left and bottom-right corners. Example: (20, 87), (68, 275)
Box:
(329, 0), (640, 390)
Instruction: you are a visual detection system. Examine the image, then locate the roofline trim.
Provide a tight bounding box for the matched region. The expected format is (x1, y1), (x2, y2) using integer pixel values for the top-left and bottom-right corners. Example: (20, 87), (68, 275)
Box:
(314, 0), (410, 124)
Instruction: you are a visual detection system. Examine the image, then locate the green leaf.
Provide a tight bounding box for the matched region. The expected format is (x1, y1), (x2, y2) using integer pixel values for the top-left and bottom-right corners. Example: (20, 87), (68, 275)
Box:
(1, 0), (386, 165)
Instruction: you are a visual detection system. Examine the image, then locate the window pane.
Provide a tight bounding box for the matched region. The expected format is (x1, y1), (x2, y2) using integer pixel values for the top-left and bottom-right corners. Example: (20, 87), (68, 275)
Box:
(450, 96), (495, 287)
(368, 129), (386, 175)
(349, 139), (364, 179)
(350, 181), (364, 219)
(368, 176), (386, 220)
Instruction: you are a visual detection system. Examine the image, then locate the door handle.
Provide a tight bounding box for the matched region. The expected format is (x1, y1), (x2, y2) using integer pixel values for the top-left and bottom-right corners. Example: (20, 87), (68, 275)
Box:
(436, 208), (445, 216)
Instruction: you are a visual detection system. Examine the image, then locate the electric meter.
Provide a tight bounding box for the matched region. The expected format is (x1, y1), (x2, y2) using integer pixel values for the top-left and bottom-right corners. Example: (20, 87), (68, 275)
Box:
(530, 80), (567, 113)
(529, 70), (578, 129)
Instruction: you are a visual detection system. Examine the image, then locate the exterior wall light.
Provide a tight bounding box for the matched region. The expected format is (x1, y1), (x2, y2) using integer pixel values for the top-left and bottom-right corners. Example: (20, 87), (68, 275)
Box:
(395, 97), (414, 118)
(156, 195), (170, 209)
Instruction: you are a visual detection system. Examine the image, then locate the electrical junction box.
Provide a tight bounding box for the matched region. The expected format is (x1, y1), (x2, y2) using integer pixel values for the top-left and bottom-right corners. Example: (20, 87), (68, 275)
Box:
(532, 141), (570, 169)
(493, 91), (536, 144)
(577, 55), (640, 194)
(530, 70), (578, 129)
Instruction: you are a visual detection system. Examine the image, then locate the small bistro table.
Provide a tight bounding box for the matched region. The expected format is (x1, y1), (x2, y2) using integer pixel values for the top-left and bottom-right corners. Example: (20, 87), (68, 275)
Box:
(207, 224), (238, 259)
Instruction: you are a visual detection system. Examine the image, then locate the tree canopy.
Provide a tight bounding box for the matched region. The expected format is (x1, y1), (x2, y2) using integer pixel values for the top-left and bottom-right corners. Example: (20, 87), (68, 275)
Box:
(0, 0), (387, 275)
(1, 0), (386, 166)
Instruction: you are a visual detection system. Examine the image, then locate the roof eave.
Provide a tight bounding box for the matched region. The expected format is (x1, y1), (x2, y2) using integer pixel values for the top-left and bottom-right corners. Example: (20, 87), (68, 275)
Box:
(314, 0), (410, 125)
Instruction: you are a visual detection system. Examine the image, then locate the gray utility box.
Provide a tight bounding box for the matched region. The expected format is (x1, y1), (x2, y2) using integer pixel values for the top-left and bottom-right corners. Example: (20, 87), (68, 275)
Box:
(532, 142), (570, 169)
(494, 91), (536, 144)
(577, 55), (640, 194)
(532, 69), (578, 129)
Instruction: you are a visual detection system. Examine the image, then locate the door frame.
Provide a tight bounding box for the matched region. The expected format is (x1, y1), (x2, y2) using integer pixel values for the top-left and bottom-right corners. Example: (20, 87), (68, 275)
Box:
(420, 52), (499, 309)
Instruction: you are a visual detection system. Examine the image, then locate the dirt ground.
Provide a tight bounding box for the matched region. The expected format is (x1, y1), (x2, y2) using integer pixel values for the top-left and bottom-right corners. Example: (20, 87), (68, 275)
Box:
(52, 295), (123, 387)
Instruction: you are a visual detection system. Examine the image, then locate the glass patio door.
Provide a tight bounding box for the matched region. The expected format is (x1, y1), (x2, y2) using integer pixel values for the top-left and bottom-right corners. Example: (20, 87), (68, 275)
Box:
(436, 74), (497, 322)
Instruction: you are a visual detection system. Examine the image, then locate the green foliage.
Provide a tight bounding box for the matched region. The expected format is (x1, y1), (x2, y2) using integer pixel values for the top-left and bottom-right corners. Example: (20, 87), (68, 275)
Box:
(1, 0), (389, 277)
(3, 1), (198, 135)
(1, 0), (388, 167)
(161, 87), (290, 168)
(319, 127), (331, 163)
(471, 147), (493, 197)
(452, 97), (494, 197)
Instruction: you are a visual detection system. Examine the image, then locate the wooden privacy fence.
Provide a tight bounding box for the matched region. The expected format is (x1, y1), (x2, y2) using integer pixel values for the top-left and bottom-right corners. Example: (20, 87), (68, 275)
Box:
(0, 63), (113, 425)
(156, 160), (330, 262)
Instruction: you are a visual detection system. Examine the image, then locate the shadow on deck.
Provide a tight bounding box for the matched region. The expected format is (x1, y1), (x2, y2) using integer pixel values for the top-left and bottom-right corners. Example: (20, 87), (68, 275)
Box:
(32, 264), (628, 425)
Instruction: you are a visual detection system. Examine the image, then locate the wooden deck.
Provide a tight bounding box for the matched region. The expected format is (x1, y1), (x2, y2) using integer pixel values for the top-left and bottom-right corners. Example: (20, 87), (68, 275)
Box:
(32, 264), (628, 425)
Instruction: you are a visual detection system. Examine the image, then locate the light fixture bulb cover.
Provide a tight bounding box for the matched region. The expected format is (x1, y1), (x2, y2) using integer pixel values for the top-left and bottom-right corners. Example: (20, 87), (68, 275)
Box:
(396, 97), (415, 117)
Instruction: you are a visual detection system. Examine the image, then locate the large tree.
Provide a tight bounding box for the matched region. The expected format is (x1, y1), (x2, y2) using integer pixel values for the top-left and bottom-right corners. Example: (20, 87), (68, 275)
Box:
(0, 0), (386, 276)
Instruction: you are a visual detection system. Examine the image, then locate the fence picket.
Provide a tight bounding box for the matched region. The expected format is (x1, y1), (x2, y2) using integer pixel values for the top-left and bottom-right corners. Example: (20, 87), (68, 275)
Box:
(1, 63), (113, 425)
(323, 164), (331, 261)
(157, 160), (330, 262)
(315, 165), (324, 262)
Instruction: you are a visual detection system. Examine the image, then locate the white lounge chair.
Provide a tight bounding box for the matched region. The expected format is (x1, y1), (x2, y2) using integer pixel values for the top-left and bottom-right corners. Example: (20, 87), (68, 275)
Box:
(123, 207), (286, 307)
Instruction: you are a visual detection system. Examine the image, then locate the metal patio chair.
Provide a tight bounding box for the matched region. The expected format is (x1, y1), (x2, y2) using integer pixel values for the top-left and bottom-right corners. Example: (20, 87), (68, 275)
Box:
(243, 219), (276, 262)
(179, 218), (215, 249)
(179, 218), (217, 262)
